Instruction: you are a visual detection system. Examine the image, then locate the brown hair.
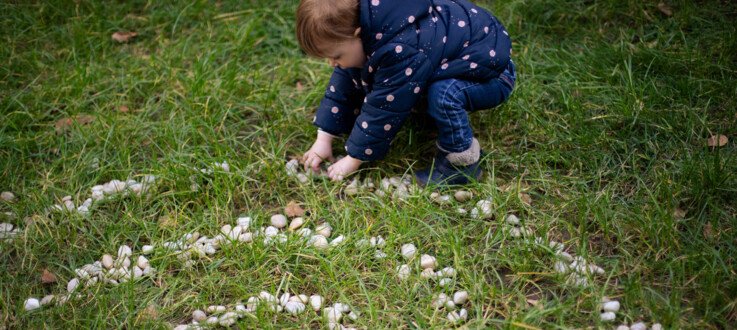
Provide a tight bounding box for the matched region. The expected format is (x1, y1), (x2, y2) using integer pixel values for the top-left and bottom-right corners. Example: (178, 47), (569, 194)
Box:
(296, 0), (360, 58)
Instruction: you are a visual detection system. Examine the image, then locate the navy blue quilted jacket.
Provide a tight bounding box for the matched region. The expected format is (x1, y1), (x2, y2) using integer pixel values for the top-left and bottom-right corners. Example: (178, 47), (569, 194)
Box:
(313, 0), (512, 161)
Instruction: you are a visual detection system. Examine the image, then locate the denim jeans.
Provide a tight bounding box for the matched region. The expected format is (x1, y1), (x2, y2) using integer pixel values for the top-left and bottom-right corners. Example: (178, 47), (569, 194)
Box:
(425, 61), (516, 152)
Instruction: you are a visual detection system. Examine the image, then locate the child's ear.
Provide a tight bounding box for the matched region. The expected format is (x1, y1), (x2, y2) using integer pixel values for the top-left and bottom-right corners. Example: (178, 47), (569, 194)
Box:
(353, 27), (361, 37)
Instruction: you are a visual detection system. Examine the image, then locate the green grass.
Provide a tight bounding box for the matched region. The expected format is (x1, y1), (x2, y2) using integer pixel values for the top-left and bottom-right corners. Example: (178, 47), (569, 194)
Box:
(1, 0), (736, 328)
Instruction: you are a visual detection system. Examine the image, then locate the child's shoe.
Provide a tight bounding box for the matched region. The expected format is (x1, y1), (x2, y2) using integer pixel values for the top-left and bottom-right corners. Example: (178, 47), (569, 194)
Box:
(414, 138), (483, 186)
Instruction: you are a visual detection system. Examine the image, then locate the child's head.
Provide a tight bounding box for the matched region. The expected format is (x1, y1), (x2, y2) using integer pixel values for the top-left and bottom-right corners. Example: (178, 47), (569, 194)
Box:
(296, 0), (365, 69)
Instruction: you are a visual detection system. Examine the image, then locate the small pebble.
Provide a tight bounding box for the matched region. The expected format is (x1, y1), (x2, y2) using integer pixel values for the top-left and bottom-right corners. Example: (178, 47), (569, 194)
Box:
(616, 325), (630, 330)
(420, 268), (436, 279)
(192, 309), (207, 322)
(67, 278), (79, 293)
(505, 214), (520, 225)
(270, 214), (287, 229)
(285, 301), (306, 315)
(237, 216), (251, 228)
(117, 245), (132, 259)
(310, 235), (329, 249)
(438, 278), (453, 287)
(420, 254), (437, 269)
(454, 190), (473, 202)
(24, 298), (41, 311)
(453, 291), (468, 304)
(141, 245), (154, 254)
(1, 191), (15, 202)
(602, 300), (620, 312)
(218, 312), (238, 326)
(600, 311), (616, 322)
(374, 250), (387, 259)
(40, 295), (55, 306)
(288, 217), (305, 231)
(432, 293), (449, 309)
(330, 235), (345, 246)
(315, 223), (332, 238)
(651, 323), (663, 330)
(137, 256), (149, 269)
(309, 295), (323, 311)
(400, 243), (416, 260)
(630, 322), (647, 330)
(396, 264), (411, 280)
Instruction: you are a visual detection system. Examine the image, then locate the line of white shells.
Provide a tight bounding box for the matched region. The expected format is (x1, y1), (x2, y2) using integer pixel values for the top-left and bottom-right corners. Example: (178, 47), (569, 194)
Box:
(159, 216), (344, 270)
(392, 243), (470, 324)
(615, 321), (663, 330)
(48, 175), (156, 216)
(173, 293), (359, 329)
(355, 235), (388, 259)
(0, 222), (21, 242)
(24, 245), (156, 311)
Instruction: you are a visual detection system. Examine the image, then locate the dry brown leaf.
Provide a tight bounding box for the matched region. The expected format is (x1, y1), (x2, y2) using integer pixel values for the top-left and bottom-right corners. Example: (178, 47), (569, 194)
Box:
(519, 192), (532, 205)
(707, 135), (728, 147)
(296, 81), (304, 92)
(285, 201), (305, 218)
(673, 208), (686, 220)
(112, 31), (138, 43)
(657, 2), (673, 17)
(41, 269), (57, 284)
(118, 105), (130, 113)
(703, 223), (714, 239)
(54, 114), (95, 133)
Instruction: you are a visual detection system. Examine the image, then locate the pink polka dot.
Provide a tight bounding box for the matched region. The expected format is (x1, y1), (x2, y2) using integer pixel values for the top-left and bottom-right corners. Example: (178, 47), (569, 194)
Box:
(405, 68), (413, 76)
(441, 63), (449, 70)
(484, 27), (489, 34)
(375, 33), (383, 40)
(490, 50), (496, 57)
(361, 121), (368, 129)
(395, 45), (403, 53)
(414, 86), (421, 93)
(442, 36), (447, 43)
(330, 85), (335, 92)
(312, 116), (316, 122)
(365, 148), (373, 155)
(462, 55), (470, 60)
(408, 16), (415, 23)
(441, 58), (448, 64)
(371, 0), (379, 6)
(364, 97), (368, 103)
(354, 108), (360, 115)
(386, 95), (394, 102)
(471, 8), (478, 14)
(384, 124), (392, 131)
(436, 6), (442, 11)
(432, 17), (438, 23)
(458, 20), (466, 27)
(331, 107), (339, 113)
(463, 41), (469, 48)
(470, 62), (478, 69)
(368, 66), (373, 73)
(428, 6), (432, 13)
(503, 30), (508, 36)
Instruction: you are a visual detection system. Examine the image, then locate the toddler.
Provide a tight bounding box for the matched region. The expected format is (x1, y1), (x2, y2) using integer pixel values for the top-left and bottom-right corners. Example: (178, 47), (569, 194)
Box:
(297, 0), (515, 185)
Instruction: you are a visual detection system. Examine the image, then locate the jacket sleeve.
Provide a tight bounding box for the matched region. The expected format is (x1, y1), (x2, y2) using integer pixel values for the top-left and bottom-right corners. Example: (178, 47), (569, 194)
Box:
(345, 43), (433, 161)
(313, 67), (365, 136)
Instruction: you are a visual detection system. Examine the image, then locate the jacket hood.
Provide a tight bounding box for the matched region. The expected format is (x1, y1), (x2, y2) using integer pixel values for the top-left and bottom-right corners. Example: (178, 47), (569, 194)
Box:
(359, 0), (432, 53)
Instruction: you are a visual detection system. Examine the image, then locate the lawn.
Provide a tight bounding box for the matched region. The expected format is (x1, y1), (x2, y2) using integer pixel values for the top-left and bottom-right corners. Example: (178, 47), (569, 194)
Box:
(1, 0), (736, 328)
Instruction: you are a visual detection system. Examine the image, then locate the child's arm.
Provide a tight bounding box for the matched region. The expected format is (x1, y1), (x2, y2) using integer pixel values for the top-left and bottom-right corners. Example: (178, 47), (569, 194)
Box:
(302, 130), (336, 172)
(326, 43), (432, 180)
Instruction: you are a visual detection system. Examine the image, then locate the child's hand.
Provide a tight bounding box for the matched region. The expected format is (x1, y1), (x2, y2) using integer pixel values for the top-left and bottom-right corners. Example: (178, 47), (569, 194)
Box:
(327, 155), (362, 181)
(302, 134), (335, 173)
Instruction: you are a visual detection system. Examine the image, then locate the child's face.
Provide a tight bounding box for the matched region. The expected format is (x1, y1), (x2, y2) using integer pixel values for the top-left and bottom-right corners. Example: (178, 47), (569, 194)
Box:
(324, 37), (365, 69)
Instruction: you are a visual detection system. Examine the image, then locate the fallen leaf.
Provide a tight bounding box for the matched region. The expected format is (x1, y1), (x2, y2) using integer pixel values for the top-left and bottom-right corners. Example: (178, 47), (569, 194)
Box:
(673, 208), (686, 220)
(54, 114), (96, 133)
(285, 201), (305, 217)
(707, 135), (728, 147)
(118, 105), (129, 113)
(296, 81), (304, 92)
(657, 2), (673, 16)
(112, 31), (138, 43)
(41, 269), (57, 284)
(519, 192), (532, 205)
(703, 222), (714, 239)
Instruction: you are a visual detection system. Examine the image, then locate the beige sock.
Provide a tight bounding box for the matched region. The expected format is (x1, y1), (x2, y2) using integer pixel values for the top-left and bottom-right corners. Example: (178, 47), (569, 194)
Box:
(440, 138), (480, 166)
